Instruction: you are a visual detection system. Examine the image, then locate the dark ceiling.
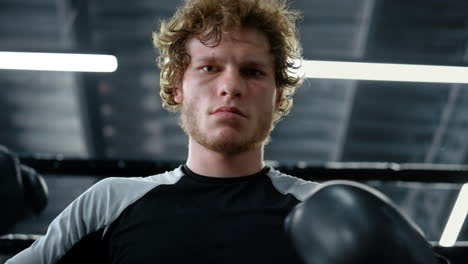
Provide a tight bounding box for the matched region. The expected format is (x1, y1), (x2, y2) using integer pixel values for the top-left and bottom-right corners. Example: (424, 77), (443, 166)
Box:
(1, 0), (468, 164)
(1, 0), (468, 250)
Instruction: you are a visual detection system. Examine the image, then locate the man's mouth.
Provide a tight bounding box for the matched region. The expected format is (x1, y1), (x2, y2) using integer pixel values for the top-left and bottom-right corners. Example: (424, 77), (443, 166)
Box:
(212, 106), (247, 118)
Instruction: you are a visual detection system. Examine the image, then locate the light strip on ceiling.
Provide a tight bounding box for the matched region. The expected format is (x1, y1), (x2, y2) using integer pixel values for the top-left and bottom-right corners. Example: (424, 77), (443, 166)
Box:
(296, 60), (468, 84)
(0, 52), (118, 72)
(439, 184), (468, 247)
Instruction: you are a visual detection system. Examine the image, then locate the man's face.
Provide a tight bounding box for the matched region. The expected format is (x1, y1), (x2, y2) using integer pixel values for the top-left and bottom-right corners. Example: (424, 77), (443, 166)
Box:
(174, 27), (280, 155)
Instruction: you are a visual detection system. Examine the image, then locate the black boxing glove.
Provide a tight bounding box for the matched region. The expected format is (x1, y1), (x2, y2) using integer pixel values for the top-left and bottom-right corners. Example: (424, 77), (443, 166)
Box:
(285, 180), (438, 264)
(0, 145), (48, 235)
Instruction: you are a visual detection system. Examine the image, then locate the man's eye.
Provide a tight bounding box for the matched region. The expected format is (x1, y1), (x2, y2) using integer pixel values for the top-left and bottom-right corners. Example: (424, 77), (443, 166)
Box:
(202, 66), (216, 72)
(243, 69), (263, 77)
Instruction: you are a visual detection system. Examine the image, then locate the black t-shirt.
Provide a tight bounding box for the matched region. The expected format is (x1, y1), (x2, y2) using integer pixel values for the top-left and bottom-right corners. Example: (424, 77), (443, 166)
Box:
(7, 166), (318, 264)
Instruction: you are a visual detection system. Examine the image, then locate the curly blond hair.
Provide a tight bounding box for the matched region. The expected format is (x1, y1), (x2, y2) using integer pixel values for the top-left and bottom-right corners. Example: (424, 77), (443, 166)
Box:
(153, 0), (303, 123)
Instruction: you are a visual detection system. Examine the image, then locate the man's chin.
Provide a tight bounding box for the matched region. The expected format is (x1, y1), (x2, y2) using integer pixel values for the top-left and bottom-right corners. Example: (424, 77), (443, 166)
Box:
(194, 132), (258, 155)
(182, 115), (272, 155)
(204, 139), (259, 155)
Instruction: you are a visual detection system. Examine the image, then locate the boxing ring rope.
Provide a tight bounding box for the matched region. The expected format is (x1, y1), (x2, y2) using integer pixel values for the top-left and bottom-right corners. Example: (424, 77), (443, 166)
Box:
(18, 156), (468, 183)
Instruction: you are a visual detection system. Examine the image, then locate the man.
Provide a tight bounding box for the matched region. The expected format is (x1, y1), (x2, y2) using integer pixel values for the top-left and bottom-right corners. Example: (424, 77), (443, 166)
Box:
(7, 0), (318, 263)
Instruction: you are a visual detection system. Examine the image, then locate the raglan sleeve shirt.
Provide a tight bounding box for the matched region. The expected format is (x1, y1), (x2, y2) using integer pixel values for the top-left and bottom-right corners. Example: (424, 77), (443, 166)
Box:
(6, 166), (318, 264)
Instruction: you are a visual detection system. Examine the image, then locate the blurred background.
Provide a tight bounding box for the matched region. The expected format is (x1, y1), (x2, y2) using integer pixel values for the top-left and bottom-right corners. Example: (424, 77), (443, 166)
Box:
(1, 0), (468, 255)
(1, 0), (468, 162)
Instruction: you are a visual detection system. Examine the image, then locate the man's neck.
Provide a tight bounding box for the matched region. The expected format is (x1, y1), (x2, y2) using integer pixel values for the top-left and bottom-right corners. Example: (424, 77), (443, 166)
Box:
(186, 139), (264, 178)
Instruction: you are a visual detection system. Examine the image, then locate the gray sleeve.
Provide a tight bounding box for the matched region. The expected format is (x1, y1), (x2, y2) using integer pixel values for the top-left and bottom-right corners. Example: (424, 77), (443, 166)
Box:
(5, 178), (116, 264)
(5, 176), (167, 264)
(266, 167), (319, 201)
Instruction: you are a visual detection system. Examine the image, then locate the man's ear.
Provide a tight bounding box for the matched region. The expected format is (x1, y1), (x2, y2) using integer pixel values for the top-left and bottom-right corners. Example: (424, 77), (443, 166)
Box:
(173, 84), (183, 104)
(275, 88), (282, 109)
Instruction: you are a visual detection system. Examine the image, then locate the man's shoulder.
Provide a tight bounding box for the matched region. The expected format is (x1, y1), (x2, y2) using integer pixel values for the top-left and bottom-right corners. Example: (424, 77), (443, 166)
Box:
(64, 166), (186, 232)
(93, 165), (185, 191)
(266, 167), (319, 202)
(5, 167), (186, 264)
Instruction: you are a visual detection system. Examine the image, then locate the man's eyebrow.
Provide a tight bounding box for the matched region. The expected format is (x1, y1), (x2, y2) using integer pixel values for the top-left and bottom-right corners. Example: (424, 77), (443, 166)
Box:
(192, 56), (273, 69)
(192, 56), (218, 63)
(243, 60), (271, 68)
(241, 59), (275, 72)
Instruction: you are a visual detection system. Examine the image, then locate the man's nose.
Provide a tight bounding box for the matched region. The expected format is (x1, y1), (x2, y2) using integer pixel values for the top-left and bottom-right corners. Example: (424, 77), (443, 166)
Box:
(218, 69), (245, 98)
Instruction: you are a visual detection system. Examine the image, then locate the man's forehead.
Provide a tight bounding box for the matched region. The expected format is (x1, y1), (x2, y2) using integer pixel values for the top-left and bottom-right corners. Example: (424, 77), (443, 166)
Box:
(189, 27), (271, 50)
(186, 29), (273, 61)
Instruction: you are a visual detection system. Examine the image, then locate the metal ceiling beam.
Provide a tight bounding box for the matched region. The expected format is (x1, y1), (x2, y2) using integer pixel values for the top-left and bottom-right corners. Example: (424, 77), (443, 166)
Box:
(456, 40), (468, 164)
(55, 0), (106, 158)
(424, 85), (460, 163)
(426, 32), (468, 163)
(332, 0), (376, 161)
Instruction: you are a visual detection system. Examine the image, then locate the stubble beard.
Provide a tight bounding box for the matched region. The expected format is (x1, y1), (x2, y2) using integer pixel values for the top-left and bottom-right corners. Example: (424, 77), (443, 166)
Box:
(179, 104), (274, 156)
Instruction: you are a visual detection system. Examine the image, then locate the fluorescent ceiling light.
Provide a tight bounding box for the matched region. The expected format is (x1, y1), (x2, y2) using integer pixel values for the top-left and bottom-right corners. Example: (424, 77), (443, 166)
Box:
(0, 52), (118, 72)
(439, 184), (468, 247)
(295, 60), (468, 84)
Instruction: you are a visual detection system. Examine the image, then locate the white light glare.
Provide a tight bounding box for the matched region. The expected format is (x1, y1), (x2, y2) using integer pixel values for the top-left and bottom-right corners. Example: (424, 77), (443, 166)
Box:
(0, 52), (118, 72)
(293, 60), (468, 84)
(439, 184), (468, 247)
